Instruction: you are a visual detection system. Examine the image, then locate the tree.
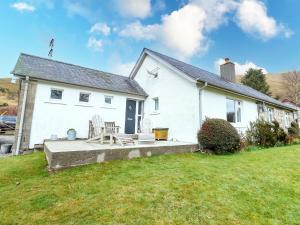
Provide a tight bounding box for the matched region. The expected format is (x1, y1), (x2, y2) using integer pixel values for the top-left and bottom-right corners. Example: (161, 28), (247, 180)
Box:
(241, 68), (271, 96)
(283, 71), (300, 105)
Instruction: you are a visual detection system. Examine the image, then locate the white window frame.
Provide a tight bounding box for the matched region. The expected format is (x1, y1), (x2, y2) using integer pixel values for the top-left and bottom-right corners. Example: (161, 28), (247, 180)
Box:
(226, 98), (242, 124)
(285, 112), (290, 127)
(236, 100), (242, 123)
(137, 100), (144, 133)
(267, 107), (274, 123)
(153, 97), (159, 112)
(79, 92), (91, 103)
(50, 88), (63, 101)
(104, 95), (113, 105)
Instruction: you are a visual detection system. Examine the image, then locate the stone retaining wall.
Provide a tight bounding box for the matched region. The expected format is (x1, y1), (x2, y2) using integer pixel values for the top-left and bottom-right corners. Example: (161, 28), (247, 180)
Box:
(45, 143), (199, 170)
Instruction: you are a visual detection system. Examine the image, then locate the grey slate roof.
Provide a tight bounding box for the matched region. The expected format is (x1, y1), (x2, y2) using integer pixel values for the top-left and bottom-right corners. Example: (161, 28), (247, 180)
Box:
(12, 53), (147, 97)
(145, 48), (296, 110)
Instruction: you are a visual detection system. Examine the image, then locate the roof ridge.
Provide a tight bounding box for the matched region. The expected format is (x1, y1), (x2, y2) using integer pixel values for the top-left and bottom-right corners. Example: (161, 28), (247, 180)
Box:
(19, 53), (130, 79)
(144, 48), (220, 78)
(143, 48), (296, 110)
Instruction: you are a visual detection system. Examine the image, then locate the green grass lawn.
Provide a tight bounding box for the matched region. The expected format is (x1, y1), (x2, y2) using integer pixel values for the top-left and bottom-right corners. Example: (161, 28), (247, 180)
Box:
(0, 146), (299, 225)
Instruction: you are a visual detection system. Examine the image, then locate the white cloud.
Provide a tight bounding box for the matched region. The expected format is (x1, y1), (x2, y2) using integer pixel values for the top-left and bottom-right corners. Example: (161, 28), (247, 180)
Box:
(119, 4), (209, 58)
(118, 0), (292, 58)
(117, 1), (235, 58)
(119, 21), (159, 40)
(111, 61), (136, 76)
(159, 4), (207, 58)
(116, 0), (151, 18)
(11, 2), (35, 12)
(191, 0), (238, 31)
(87, 37), (103, 51)
(236, 0), (291, 40)
(215, 58), (268, 75)
(90, 23), (111, 36)
(64, 1), (92, 21)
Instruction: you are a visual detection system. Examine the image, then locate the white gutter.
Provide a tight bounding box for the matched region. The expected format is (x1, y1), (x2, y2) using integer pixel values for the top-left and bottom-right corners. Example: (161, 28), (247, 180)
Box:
(15, 76), (29, 155)
(198, 82), (208, 128)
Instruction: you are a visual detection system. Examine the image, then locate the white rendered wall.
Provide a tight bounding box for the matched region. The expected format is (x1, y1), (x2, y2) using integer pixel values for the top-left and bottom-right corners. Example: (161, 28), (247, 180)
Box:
(202, 87), (258, 133)
(134, 55), (200, 143)
(29, 81), (144, 148)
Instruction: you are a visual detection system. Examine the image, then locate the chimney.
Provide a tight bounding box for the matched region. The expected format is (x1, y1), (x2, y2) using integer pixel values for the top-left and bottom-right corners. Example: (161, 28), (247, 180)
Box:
(220, 58), (236, 82)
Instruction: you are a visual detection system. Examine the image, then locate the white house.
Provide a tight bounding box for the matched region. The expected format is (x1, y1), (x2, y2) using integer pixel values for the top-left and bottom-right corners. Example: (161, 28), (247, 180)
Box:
(12, 48), (297, 152)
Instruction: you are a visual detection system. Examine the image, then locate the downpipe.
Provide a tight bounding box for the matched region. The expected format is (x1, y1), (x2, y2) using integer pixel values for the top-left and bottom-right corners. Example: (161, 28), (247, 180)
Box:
(15, 76), (29, 155)
(198, 82), (208, 151)
(198, 82), (208, 127)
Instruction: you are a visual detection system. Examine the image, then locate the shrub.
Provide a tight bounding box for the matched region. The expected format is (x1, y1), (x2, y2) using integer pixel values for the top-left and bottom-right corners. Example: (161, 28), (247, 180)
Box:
(288, 121), (300, 138)
(246, 120), (275, 147)
(246, 120), (288, 148)
(273, 121), (288, 144)
(198, 118), (241, 154)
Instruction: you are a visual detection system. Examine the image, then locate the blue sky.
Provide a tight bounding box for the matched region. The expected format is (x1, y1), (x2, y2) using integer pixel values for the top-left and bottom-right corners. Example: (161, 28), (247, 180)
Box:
(1, 0), (300, 78)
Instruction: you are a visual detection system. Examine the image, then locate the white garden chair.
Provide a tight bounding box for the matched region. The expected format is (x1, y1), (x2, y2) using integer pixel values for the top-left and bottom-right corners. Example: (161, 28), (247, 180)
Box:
(87, 115), (104, 143)
(138, 118), (155, 144)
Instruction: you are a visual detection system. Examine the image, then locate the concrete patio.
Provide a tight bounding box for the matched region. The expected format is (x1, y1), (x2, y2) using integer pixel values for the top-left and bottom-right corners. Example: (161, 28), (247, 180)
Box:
(44, 140), (199, 170)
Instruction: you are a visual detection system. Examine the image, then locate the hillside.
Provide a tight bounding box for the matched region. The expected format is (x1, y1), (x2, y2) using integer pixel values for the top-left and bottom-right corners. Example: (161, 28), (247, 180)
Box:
(237, 73), (286, 99)
(0, 77), (19, 106)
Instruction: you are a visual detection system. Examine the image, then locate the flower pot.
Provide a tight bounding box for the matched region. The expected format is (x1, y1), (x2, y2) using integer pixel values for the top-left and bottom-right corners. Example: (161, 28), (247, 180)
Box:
(67, 129), (76, 141)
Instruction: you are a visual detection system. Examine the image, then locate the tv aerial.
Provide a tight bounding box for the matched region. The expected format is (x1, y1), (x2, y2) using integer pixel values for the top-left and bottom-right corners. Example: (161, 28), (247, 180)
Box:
(48, 38), (54, 57)
(147, 67), (160, 78)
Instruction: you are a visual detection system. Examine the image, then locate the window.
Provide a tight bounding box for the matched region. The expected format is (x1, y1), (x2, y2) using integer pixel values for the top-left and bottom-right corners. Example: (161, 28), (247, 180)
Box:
(79, 92), (90, 103)
(153, 98), (159, 111)
(104, 96), (113, 104)
(236, 101), (242, 123)
(137, 101), (144, 133)
(50, 89), (63, 100)
(267, 108), (274, 122)
(226, 98), (242, 123)
(285, 112), (290, 127)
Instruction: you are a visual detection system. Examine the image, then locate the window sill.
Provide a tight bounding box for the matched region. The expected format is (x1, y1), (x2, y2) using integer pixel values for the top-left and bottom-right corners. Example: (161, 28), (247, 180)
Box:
(101, 104), (116, 109)
(150, 111), (160, 115)
(100, 106), (117, 109)
(74, 103), (93, 107)
(44, 101), (66, 105)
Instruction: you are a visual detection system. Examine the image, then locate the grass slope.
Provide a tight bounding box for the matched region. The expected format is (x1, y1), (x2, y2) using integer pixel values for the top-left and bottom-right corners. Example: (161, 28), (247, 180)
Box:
(0, 146), (299, 225)
(0, 78), (18, 106)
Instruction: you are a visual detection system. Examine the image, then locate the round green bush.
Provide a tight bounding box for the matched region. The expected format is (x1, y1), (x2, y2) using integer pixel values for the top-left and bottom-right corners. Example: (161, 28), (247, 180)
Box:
(198, 118), (241, 154)
(288, 121), (300, 138)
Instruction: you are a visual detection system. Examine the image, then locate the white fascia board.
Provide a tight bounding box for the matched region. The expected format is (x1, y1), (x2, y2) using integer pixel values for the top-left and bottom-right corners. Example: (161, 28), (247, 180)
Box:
(130, 49), (197, 84)
(129, 49), (146, 79)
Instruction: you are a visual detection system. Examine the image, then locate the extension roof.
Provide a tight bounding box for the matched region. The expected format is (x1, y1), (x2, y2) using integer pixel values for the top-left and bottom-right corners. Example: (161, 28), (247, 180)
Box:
(12, 53), (147, 97)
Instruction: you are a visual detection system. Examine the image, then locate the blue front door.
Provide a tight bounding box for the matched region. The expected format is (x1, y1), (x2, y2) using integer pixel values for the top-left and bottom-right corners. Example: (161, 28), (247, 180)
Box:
(125, 99), (136, 134)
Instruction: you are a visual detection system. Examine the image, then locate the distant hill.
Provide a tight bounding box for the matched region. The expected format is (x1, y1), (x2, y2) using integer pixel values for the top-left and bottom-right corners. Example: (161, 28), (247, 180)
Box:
(0, 78), (19, 106)
(237, 73), (286, 99)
